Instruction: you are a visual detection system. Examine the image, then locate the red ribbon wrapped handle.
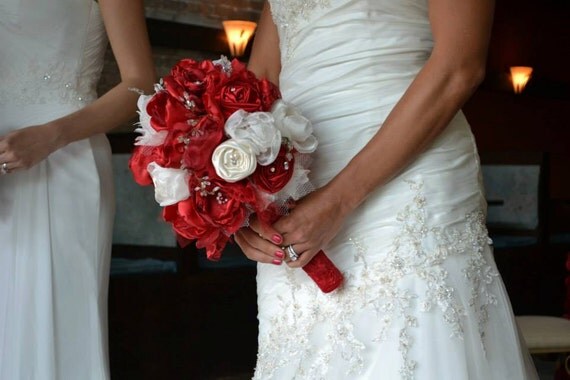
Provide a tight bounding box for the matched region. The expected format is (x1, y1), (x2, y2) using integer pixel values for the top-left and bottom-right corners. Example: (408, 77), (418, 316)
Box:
(302, 250), (343, 293)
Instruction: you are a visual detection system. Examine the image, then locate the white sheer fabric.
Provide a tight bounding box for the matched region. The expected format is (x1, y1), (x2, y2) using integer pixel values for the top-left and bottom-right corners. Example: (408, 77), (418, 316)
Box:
(0, 1), (113, 379)
(254, 1), (539, 379)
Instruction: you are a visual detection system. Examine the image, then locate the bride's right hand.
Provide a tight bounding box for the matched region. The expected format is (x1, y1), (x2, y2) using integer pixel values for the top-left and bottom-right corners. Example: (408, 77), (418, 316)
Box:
(234, 215), (286, 265)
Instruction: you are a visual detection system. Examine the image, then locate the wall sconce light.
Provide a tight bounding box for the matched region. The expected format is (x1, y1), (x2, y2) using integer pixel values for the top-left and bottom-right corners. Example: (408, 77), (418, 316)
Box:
(222, 20), (257, 57)
(510, 66), (533, 94)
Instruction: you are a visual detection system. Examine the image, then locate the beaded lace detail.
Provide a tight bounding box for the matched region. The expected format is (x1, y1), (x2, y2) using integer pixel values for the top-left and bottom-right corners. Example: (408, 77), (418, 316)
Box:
(0, 1), (106, 107)
(268, 0), (331, 60)
(253, 180), (499, 379)
(0, 58), (97, 107)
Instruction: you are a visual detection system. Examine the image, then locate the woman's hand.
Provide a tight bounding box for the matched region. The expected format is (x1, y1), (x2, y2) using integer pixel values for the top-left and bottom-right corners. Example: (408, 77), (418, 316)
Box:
(235, 184), (351, 268)
(0, 123), (63, 173)
(235, 215), (286, 266)
(274, 185), (350, 268)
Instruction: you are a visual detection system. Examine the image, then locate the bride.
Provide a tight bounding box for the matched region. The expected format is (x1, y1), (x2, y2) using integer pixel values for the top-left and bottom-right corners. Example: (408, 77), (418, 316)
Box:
(0, 0), (154, 378)
(236, 0), (539, 379)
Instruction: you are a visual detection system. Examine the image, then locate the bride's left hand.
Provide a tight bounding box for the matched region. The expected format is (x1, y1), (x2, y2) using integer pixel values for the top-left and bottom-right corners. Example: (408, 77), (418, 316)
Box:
(274, 185), (350, 268)
(0, 123), (63, 173)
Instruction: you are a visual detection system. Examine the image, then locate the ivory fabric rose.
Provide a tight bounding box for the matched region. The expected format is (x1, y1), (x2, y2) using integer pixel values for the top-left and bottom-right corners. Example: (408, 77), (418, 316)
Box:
(211, 139), (257, 182)
(147, 162), (190, 206)
(224, 109), (281, 165)
(271, 100), (318, 153)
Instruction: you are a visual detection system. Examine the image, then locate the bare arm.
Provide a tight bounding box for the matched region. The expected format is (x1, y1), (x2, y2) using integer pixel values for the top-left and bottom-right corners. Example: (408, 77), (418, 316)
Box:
(0, 0), (155, 171)
(247, 1), (281, 85)
(56, 0), (156, 142)
(327, 0), (495, 215)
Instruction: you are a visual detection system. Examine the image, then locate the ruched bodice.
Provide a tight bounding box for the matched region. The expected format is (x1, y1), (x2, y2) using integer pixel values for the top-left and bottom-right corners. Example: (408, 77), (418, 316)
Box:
(254, 1), (538, 379)
(0, 0), (107, 106)
(272, 0), (432, 97)
(269, 0), (437, 189)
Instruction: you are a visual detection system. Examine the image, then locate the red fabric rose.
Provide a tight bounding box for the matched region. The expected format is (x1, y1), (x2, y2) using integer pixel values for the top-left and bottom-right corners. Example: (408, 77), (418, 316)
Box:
(201, 60), (230, 95)
(252, 146), (294, 194)
(159, 122), (193, 168)
(169, 59), (207, 95)
(202, 235), (231, 261)
(129, 145), (166, 186)
(164, 179), (255, 260)
(162, 75), (205, 116)
(163, 199), (222, 251)
(196, 191), (247, 234)
(214, 69), (265, 119)
(182, 116), (225, 173)
(259, 79), (281, 111)
(146, 91), (191, 131)
(201, 93), (224, 123)
(229, 58), (248, 74)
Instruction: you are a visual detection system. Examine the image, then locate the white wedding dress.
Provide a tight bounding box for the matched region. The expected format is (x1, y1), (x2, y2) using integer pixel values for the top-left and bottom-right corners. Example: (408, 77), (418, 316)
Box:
(0, 1), (112, 379)
(254, 1), (539, 379)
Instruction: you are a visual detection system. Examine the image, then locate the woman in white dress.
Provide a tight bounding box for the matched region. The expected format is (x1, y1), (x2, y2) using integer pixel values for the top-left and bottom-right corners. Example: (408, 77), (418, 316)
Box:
(236, 0), (539, 379)
(0, 0), (154, 378)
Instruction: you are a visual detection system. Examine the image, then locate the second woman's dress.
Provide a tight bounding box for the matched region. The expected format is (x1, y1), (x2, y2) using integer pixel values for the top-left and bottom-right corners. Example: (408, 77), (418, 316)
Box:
(0, 1), (113, 378)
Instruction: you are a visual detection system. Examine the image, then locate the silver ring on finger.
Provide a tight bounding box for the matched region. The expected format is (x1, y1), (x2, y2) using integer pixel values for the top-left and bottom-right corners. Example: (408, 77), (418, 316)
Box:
(286, 245), (300, 262)
(0, 162), (8, 175)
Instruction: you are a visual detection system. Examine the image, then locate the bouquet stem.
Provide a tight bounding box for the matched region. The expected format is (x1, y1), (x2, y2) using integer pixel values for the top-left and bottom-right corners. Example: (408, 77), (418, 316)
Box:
(302, 250), (344, 293)
(263, 210), (343, 293)
(258, 209), (344, 293)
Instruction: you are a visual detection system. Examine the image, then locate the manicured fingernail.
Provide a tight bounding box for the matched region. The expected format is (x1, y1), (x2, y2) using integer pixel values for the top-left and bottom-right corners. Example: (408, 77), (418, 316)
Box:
(272, 234), (283, 244)
(272, 259), (282, 265)
(275, 250), (284, 259)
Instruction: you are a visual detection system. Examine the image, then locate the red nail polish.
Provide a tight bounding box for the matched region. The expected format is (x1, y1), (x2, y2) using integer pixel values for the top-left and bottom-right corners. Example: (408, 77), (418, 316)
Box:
(275, 251), (284, 259)
(272, 259), (282, 265)
(272, 234), (283, 244)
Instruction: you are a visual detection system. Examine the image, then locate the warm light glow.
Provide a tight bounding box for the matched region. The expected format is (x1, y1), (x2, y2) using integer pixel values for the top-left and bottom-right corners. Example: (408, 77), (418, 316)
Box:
(510, 66), (533, 94)
(223, 20), (257, 57)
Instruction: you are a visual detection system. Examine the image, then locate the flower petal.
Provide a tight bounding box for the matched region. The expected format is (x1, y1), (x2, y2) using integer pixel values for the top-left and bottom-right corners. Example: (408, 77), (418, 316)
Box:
(147, 162), (190, 206)
(212, 139), (258, 182)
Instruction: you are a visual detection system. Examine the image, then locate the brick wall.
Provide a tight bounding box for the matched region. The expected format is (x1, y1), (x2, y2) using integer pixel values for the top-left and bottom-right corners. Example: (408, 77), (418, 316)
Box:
(145, 0), (264, 28)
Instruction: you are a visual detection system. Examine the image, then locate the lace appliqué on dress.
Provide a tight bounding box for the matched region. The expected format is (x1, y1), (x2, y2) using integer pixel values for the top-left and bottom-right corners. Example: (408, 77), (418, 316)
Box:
(253, 180), (499, 380)
(268, 0), (331, 60)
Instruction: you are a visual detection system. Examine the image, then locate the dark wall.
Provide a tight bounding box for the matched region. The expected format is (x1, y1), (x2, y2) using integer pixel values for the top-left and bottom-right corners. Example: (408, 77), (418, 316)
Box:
(464, 0), (570, 199)
(460, 0), (570, 317)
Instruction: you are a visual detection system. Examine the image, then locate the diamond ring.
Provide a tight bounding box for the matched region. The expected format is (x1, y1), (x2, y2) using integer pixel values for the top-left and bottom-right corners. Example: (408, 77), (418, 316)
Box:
(286, 245), (300, 262)
(0, 162), (8, 175)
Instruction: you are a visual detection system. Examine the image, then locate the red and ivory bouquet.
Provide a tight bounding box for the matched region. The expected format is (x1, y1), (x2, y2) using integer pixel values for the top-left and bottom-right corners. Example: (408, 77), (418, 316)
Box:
(129, 56), (343, 293)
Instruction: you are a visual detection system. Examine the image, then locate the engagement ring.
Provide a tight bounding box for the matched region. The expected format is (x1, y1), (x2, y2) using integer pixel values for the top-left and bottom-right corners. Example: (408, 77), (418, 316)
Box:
(286, 245), (300, 262)
(0, 163), (8, 175)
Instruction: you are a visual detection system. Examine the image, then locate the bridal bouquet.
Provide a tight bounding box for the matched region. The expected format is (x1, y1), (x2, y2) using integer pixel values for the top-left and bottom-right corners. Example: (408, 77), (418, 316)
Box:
(129, 56), (343, 293)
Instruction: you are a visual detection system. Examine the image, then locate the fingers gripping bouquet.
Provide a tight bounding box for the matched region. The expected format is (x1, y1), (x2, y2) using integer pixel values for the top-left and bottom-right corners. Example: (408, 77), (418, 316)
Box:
(129, 56), (343, 293)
